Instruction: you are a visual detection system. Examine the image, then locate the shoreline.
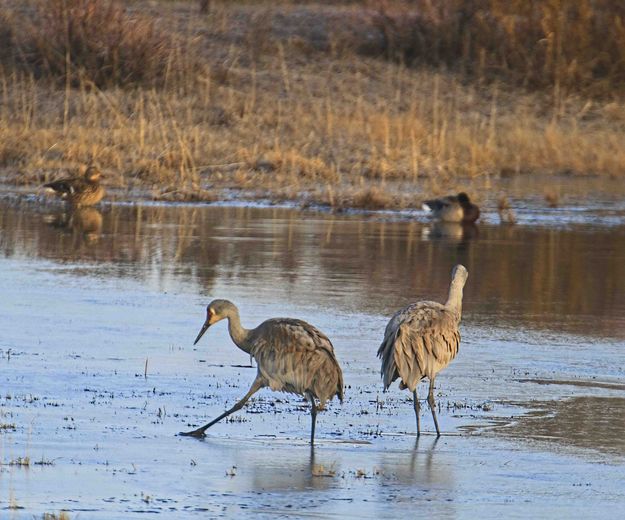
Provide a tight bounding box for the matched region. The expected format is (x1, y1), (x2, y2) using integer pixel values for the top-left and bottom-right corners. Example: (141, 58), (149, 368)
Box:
(3, 171), (625, 229)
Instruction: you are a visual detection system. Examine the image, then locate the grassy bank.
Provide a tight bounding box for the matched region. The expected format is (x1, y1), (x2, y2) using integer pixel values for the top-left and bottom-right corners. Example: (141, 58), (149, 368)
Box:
(1, 0), (624, 208)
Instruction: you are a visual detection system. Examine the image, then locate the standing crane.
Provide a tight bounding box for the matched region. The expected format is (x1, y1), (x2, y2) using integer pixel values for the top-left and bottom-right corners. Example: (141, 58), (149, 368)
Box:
(180, 299), (344, 445)
(377, 265), (468, 436)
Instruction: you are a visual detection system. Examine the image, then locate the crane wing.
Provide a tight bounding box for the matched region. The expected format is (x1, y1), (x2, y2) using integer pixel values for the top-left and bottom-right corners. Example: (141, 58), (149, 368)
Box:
(378, 302), (460, 391)
(251, 318), (344, 403)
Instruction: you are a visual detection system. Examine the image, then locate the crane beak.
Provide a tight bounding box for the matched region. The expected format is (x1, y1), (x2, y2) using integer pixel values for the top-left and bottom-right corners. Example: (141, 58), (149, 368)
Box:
(194, 320), (211, 345)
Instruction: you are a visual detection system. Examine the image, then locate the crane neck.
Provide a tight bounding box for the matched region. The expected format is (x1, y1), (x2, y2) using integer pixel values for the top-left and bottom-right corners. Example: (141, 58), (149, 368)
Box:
(225, 307), (252, 354)
(445, 278), (464, 319)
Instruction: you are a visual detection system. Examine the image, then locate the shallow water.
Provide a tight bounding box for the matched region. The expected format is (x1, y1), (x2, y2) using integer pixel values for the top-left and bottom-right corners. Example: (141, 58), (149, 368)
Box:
(1, 199), (625, 518)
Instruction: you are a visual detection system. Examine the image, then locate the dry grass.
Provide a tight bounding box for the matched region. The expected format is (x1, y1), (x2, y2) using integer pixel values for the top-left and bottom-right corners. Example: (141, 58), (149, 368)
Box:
(42, 513), (71, 520)
(3, 0), (194, 88)
(311, 463), (336, 477)
(351, 187), (394, 210)
(0, 1), (624, 208)
(3, 456), (30, 466)
(0, 455), (54, 466)
(361, 0), (625, 97)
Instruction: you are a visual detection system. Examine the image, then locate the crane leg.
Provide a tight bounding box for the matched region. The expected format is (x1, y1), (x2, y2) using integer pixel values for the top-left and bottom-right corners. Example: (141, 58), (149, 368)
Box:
(179, 377), (264, 438)
(308, 392), (318, 446)
(427, 378), (441, 437)
(412, 389), (421, 436)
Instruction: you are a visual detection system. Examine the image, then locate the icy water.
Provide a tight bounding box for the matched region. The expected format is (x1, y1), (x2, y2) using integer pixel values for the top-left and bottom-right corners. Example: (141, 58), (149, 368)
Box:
(1, 199), (625, 518)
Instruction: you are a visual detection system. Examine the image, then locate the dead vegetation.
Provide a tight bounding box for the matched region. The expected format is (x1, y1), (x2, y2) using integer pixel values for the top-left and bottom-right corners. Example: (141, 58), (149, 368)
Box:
(2, 0), (194, 88)
(3, 456), (31, 466)
(362, 0), (625, 97)
(311, 463), (336, 477)
(42, 512), (71, 520)
(0, 0), (624, 208)
(0, 455), (55, 466)
(352, 187), (394, 210)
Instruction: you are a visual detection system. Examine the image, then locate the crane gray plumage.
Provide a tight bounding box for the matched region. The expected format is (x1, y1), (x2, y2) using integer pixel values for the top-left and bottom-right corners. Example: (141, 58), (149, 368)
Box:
(377, 265), (468, 436)
(180, 299), (344, 445)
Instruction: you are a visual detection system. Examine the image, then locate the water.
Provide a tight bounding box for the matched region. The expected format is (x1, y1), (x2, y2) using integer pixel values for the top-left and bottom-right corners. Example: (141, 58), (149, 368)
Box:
(1, 199), (624, 518)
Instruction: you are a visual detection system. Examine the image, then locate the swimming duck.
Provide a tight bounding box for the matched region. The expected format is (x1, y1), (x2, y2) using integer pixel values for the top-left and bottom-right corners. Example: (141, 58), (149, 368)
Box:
(44, 166), (105, 207)
(422, 192), (480, 223)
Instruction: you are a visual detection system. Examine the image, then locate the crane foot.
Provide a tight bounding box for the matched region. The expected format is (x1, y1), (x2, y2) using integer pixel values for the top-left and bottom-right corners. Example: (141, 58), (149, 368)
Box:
(178, 428), (207, 438)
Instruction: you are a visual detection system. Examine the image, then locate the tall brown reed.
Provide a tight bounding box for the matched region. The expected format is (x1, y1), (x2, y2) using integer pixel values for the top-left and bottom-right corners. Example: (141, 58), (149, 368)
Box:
(364, 0), (625, 97)
(0, 1), (624, 207)
(3, 0), (190, 88)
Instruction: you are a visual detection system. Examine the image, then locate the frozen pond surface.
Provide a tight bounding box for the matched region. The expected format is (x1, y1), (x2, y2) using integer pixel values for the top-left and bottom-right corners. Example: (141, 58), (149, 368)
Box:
(1, 199), (625, 518)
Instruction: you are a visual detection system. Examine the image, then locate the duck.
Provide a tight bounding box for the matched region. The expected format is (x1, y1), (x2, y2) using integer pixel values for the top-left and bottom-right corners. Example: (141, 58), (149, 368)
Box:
(422, 192), (480, 223)
(44, 165), (105, 207)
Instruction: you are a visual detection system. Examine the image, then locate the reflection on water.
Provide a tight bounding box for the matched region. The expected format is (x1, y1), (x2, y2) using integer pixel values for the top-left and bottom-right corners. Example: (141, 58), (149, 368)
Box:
(379, 437), (447, 486)
(247, 445), (337, 492)
(1, 200), (624, 337)
(373, 437), (455, 516)
(43, 206), (103, 242)
(422, 221), (479, 244)
(502, 397), (625, 455)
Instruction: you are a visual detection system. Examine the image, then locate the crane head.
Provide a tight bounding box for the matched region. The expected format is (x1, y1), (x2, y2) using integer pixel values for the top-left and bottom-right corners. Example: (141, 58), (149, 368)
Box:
(194, 300), (230, 345)
(451, 264), (468, 285)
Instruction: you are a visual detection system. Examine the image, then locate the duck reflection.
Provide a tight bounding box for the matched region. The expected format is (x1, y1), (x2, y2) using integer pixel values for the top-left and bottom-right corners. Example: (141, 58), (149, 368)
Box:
(422, 222), (478, 244)
(69, 207), (103, 241)
(44, 206), (103, 242)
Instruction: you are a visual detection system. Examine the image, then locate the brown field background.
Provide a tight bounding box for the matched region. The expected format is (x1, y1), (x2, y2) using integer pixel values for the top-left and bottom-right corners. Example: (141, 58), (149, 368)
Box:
(1, 0), (624, 207)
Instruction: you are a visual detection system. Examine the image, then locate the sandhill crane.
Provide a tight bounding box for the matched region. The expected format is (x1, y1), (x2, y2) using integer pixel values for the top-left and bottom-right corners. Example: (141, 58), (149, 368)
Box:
(180, 299), (344, 444)
(423, 193), (480, 223)
(44, 165), (105, 207)
(378, 265), (468, 436)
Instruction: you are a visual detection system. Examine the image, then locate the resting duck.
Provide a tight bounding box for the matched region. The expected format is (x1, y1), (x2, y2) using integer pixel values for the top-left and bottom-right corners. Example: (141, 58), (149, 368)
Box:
(422, 192), (480, 223)
(44, 166), (105, 207)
